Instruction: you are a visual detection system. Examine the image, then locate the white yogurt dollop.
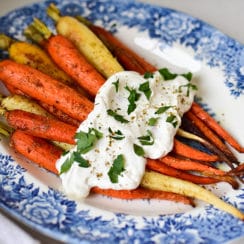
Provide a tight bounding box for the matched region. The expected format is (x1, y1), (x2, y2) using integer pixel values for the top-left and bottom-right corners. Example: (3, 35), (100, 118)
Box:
(56, 70), (196, 199)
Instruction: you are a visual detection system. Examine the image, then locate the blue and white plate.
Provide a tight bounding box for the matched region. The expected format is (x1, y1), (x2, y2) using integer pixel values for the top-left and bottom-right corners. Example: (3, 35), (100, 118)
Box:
(0, 0), (244, 243)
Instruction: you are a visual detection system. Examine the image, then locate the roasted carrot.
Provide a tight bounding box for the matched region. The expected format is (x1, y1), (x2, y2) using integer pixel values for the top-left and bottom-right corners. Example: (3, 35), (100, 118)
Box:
(0, 35), (75, 87)
(92, 187), (194, 205)
(191, 102), (244, 153)
(173, 139), (219, 162)
(44, 34), (105, 97)
(5, 110), (77, 145)
(141, 171), (244, 220)
(46, 4), (124, 78)
(9, 130), (193, 205)
(185, 111), (238, 164)
(10, 130), (61, 174)
(160, 155), (226, 176)
(0, 60), (93, 121)
(38, 101), (81, 126)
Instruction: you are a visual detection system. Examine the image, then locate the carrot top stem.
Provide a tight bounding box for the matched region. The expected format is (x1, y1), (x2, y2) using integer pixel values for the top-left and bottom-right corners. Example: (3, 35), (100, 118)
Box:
(24, 25), (46, 44)
(46, 3), (61, 23)
(0, 34), (15, 50)
(30, 18), (52, 40)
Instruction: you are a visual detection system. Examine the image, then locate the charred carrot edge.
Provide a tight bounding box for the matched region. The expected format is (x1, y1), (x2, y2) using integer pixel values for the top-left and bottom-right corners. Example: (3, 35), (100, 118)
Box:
(10, 130), (61, 174)
(0, 60), (93, 121)
(91, 187), (194, 206)
(6, 110), (77, 145)
(191, 102), (244, 153)
(173, 139), (219, 162)
(45, 35), (105, 97)
(160, 155), (226, 176)
(185, 111), (238, 163)
(146, 159), (221, 184)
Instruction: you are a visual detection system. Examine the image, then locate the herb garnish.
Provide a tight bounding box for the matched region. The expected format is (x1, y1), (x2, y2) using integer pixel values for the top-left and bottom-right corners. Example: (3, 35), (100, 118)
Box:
(138, 130), (154, 145)
(75, 128), (102, 154)
(166, 114), (178, 128)
(159, 68), (193, 81)
(108, 127), (125, 140)
(107, 109), (129, 123)
(125, 86), (141, 114)
(155, 105), (171, 114)
(60, 153), (75, 174)
(108, 154), (125, 183)
(148, 117), (159, 126)
(112, 79), (119, 92)
(139, 81), (152, 100)
(144, 71), (154, 79)
(133, 144), (145, 156)
(179, 82), (198, 96)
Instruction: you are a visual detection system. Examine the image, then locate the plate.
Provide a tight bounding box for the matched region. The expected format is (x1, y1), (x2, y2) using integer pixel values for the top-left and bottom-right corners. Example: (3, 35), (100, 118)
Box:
(0, 0), (244, 243)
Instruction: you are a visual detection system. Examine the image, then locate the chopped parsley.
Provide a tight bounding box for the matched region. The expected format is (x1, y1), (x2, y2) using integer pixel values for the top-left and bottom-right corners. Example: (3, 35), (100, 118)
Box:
(166, 114), (178, 128)
(60, 153), (75, 174)
(73, 152), (90, 168)
(158, 68), (193, 82)
(112, 79), (119, 92)
(148, 117), (159, 126)
(108, 127), (125, 140)
(108, 154), (125, 183)
(138, 130), (154, 145)
(133, 144), (145, 156)
(159, 68), (177, 80)
(75, 128), (102, 154)
(155, 105), (171, 114)
(107, 109), (129, 123)
(139, 81), (152, 100)
(179, 82), (198, 96)
(125, 85), (141, 114)
(144, 71), (154, 79)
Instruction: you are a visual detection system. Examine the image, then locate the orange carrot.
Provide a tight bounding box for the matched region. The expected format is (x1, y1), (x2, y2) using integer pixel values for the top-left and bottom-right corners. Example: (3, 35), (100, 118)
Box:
(10, 130), (61, 174)
(0, 59), (93, 121)
(191, 102), (244, 153)
(45, 35), (105, 97)
(91, 187), (194, 206)
(185, 111), (238, 163)
(146, 159), (238, 188)
(173, 139), (219, 162)
(88, 24), (157, 74)
(6, 110), (77, 144)
(38, 101), (81, 126)
(160, 155), (226, 176)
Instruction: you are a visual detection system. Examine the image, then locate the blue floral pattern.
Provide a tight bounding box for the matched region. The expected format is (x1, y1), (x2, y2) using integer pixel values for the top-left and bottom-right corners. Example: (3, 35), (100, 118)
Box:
(0, 0), (244, 243)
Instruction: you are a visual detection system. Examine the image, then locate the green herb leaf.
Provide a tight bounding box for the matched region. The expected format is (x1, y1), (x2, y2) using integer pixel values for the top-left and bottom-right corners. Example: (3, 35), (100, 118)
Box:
(108, 154), (125, 183)
(108, 127), (125, 140)
(148, 117), (159, 126)
(166, 114), (178, 128)
(75, 130), (97, 154)
(133, 144), (145, 156)
(144, 71), (154, 79)
(182, 72), (193, 81)
(125, 86), (141, 114)
(139, 81), (152, 100)
(107, 109), (129, 123)
(138, 130), (154, 145)
(60, 153), (74, 174)
(179, 82), (198, 96)
(155, 105), (171, 114)
(89, 128), (103, 139)
(73, 152), (90, 168)
(112, 79), (119, 92)
(158, 68), (177, 80)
